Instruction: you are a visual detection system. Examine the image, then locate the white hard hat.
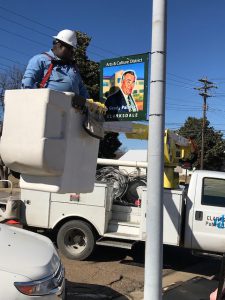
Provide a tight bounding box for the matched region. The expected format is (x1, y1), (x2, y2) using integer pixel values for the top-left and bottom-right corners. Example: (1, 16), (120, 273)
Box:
(53, 29), (77, 48)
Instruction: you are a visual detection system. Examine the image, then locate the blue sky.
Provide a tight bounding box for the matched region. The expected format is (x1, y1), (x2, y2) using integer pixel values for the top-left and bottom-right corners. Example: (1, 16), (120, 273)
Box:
(0, 0), (225, 150)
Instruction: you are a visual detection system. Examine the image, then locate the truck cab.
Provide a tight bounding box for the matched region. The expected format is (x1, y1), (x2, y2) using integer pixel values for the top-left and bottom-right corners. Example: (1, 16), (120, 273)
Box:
(184, 170), (225, 253)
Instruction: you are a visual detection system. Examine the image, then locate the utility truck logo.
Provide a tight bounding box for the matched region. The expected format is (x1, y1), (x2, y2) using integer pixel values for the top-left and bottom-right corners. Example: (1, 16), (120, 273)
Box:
(214, 215), (225, 229)
(206, 215), (225, 228)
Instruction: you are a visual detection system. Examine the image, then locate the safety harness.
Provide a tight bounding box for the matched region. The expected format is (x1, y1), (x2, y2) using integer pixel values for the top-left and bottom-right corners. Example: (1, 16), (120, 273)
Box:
(39, 52), (56, 88)
(39, 52), (77, 88)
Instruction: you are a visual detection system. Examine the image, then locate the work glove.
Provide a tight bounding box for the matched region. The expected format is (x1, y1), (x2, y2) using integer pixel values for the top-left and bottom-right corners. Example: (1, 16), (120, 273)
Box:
(86, 99), (107, 114)
(83, 100), (107, 139)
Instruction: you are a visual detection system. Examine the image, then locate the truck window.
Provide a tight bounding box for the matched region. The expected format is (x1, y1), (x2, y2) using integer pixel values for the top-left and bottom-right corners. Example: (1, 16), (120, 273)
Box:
(201, 177), (225, 207)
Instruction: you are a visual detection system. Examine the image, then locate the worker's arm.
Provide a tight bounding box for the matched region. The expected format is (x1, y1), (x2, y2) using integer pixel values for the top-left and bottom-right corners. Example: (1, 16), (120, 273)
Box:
(21, 55), (44, 89)
(75, 70), (89, 99)
(79, 83), (89, 99)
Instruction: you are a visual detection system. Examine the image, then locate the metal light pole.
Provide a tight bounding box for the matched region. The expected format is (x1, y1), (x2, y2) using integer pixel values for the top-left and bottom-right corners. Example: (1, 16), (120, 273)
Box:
(144, 0), (167, 299)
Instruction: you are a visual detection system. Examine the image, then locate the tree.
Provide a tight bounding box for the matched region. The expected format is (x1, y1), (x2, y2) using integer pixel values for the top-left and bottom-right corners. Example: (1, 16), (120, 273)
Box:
(0, 66), (24, 111)
(178, 117), (225, 170)
(74, 31), (100, 100)
(0, 66), (24, 184)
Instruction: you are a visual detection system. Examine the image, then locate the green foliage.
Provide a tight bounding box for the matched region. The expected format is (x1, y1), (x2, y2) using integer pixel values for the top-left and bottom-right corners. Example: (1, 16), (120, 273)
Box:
(74, 31), (100, 100)
(178, 117), (225, 170)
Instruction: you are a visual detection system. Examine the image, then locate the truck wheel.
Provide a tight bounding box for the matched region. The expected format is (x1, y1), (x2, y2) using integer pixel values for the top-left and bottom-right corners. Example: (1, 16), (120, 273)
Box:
(57, 220), (95, 260)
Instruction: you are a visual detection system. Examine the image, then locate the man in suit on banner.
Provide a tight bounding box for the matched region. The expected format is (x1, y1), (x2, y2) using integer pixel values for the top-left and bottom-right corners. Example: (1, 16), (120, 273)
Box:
(105, 70), (138, 116)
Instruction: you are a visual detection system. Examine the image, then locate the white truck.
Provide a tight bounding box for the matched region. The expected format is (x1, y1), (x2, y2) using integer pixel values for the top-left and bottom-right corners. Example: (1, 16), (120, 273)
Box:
(1, 89), (225, 261)
(1, 167), (225, 261)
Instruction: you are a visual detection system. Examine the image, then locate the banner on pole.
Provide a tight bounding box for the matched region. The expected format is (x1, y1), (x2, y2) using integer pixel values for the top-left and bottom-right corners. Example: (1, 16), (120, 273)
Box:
(100, 53), (149, 122)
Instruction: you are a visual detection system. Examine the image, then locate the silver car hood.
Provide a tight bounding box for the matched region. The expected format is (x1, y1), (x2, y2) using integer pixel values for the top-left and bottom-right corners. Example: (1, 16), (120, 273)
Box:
(0, 224), (60, 280)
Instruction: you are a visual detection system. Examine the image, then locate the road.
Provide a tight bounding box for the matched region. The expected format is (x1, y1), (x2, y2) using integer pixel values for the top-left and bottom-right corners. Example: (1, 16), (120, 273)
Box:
(61, 244), (221, 299)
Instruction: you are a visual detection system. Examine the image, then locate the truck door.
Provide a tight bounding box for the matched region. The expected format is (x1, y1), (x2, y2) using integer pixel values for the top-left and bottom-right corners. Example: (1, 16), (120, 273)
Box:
(191, 174), (225, 253)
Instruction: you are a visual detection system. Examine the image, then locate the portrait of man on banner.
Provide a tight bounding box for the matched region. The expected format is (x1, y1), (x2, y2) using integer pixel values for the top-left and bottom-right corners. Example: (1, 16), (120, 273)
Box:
(105, 70), (138, 114)
(100, 53), (149, 122)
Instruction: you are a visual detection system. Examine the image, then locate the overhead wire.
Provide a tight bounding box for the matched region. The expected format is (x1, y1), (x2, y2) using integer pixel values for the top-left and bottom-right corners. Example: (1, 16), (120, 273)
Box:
(0, 44), (30, 57)
(167, 105), (202, 110)
(0, 6), (223, 135)
(0, 5), (121, 58)
(167, 72), (196, 83)
(0, 55), (26, 67)
(0, 62), (11, 69)
(167, 108), (202, 111)
(166, 76), (196, 87)
(0, 21), (108, 60)
(0, 27), (48, 48)
(0, 4), (213, 89)
(0, 66), (8, 72)
(0, 14), (52, 38)
(0, 5), (57, 32)
(166, 95), (201, 103)
(166, 81), (198, 90)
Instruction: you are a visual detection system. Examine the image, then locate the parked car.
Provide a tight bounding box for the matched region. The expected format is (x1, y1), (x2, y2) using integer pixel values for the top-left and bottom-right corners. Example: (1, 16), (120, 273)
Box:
(0, 223), (65, 300)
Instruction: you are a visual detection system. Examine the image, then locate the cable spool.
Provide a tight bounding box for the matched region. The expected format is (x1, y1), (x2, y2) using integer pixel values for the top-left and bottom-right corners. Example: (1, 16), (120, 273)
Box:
(96, 167), (129, 199)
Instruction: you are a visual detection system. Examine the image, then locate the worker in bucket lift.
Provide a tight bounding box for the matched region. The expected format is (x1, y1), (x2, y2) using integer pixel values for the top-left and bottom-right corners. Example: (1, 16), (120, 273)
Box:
(21, 29), (88, 109)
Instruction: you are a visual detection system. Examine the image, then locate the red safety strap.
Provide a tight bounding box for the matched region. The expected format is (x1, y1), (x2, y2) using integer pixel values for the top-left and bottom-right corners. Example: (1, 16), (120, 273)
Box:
(38, 52), (77, 88)
(39, 52), (54, 88)
(39, 63), (54, 88)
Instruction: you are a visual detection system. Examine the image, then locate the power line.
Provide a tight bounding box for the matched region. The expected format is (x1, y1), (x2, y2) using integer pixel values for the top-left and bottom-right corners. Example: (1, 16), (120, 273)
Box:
(0, 5), (57, 32)
(0, 55), (26, 66)
(167, 77), (194, 87)
(0, 5), (121, 58)
(86, 49), (107, 59)
(0, 44), (30, 57)
(167, 72), (196, 83)
(166, 95), (200, 102)
(167, 108), (202, 111)
(0, 66), (8, 72)
(0, 27), (48, 47)
(167, 105), (202, 109)
(166, 81), (198, 90)
(208, 107), (225, 113)
(0, 62), (11, 69)
(0, 14), (51, 38)
(88, 43), (122, 57)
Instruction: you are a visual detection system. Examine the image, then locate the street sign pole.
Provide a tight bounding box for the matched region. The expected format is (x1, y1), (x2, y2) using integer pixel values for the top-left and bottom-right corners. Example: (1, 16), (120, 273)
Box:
(144, 0), (167, 299)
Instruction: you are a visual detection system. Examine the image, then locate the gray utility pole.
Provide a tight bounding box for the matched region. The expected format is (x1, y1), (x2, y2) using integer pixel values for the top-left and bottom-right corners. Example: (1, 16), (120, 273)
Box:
(144, 0), (167, 299)
(195, 78), (217, 169)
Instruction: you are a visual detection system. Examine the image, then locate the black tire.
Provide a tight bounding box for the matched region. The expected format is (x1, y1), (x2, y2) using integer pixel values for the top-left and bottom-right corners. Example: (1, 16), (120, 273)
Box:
(57, 220), (95, 261)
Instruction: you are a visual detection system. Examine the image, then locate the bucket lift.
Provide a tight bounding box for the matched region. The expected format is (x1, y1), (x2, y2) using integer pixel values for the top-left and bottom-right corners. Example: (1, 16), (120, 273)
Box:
(0, 89), (101, 193)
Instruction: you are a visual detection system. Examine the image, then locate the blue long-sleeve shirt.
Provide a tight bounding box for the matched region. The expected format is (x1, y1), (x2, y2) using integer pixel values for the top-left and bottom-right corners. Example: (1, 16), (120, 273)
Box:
(21, 50), (89, 98)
